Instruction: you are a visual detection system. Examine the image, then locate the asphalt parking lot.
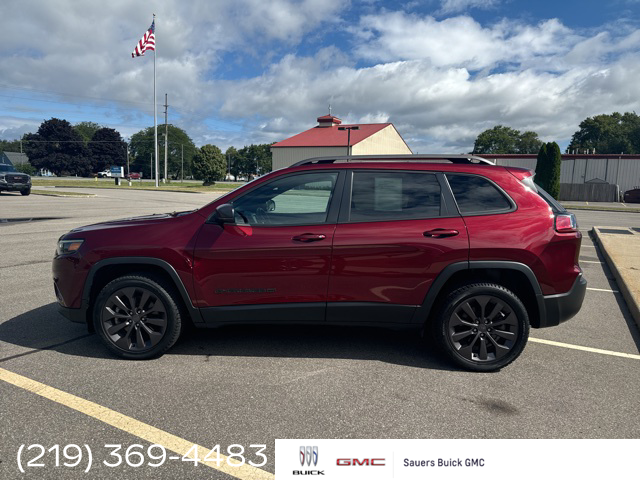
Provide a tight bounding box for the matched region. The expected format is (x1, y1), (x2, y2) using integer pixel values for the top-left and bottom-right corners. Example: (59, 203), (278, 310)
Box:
(1, 188), (639, 479)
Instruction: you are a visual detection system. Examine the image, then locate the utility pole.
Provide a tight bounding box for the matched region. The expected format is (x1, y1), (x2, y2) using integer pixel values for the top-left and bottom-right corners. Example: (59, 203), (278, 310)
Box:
(150, 152), (153, 179)
(163, 93), (168, 183)
(181, 144), (184, 182)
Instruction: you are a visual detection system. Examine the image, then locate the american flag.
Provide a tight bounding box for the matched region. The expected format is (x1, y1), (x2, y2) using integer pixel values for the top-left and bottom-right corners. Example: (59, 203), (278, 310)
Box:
(131, 20), (155, 58)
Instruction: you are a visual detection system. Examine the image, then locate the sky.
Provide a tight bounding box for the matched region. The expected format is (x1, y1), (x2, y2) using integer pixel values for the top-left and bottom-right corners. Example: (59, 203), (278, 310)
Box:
(0, 0), (639, 153)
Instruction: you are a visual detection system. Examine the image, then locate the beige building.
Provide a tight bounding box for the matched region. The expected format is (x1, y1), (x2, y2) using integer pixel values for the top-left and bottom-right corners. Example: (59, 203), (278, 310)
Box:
(271, 115), (412, 170)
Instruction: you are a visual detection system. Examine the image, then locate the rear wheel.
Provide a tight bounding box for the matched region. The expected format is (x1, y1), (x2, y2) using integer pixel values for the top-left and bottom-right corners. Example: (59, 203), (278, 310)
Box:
(434, 283), (529, 371)
(93, 275), (182, 359)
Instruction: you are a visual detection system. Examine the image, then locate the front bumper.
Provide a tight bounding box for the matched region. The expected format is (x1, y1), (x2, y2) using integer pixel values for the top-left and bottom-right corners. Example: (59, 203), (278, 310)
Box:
(541, 274), (587, 327)
(0, 183), (30, 191)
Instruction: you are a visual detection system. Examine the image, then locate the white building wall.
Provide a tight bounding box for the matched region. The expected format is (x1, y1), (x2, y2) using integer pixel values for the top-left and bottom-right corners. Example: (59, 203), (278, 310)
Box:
(271, 125), (412, 170)
(352, 125), (412, 155)
(271, 147), (349, 170)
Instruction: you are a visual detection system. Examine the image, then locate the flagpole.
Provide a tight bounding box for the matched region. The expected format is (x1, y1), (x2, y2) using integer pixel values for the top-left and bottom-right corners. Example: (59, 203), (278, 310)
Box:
(153, 14), (159, 188)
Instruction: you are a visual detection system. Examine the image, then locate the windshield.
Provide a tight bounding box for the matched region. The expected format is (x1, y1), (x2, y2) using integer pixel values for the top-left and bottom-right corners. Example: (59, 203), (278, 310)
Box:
(0, 164), (18, 172)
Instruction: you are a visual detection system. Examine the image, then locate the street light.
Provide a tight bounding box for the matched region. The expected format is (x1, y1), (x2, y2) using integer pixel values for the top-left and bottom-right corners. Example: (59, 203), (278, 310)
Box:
(338, 126), (359, 156)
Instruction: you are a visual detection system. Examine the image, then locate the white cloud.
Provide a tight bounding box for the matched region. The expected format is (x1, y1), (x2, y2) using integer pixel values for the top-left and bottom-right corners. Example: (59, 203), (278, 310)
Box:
(438, 0), (499, 15)
(1, 2), (639, 155)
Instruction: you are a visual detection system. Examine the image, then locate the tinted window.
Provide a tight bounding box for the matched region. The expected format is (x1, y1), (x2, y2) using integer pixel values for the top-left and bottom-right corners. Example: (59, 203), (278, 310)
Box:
(447, 174), (512, 214)
(350, 171), (441, 221)
(233, 172), (338, 225)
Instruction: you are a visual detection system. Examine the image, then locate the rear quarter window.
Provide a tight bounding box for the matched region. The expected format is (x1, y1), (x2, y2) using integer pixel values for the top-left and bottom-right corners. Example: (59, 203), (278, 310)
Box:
(446, 174), (513, 215)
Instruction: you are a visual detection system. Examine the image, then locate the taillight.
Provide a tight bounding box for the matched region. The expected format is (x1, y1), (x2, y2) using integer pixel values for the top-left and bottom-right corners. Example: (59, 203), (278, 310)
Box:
(555, 213), (578, 233)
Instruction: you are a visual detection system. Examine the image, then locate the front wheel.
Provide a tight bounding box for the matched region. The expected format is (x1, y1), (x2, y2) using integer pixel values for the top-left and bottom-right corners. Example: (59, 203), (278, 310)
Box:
(434, 283), (530, 372)
(21, 188), (31, 196)
(93, 275), (183, 359)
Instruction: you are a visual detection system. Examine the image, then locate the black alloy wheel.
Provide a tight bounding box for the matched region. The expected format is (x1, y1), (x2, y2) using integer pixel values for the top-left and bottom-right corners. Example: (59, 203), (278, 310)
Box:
(94, 275), (182, 359)
(435, 283), (529, 371)
(21, 188), (30, 196)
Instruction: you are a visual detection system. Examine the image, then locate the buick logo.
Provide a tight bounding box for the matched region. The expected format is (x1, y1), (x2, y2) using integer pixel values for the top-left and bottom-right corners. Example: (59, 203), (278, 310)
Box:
(300, 446), (318, 466)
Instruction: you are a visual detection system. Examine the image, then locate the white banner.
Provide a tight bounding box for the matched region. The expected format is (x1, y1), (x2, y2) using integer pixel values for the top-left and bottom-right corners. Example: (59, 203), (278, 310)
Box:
(276, 438), (638, 479)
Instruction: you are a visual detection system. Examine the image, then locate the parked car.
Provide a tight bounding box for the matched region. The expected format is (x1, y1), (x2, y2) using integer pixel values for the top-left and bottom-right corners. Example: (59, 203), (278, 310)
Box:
(96, 170), (112, 178)
(52, 154), (586, 371)
(623, 187), (640, 203)
(0, 163), (31, 195)
(126, 172), (142, 180)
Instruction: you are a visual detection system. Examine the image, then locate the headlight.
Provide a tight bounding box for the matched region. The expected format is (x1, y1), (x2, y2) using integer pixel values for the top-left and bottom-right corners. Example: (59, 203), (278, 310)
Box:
(56, 239), (84, 255)
(0, 174), (6, 182)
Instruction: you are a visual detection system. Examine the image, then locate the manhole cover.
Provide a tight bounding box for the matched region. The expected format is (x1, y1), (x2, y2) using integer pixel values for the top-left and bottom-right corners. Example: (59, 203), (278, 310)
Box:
(599, 228), (632, 235)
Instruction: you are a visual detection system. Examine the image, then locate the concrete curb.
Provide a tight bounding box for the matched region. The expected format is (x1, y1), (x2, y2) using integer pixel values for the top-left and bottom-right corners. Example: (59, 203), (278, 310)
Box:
(591, 227), (640, 330)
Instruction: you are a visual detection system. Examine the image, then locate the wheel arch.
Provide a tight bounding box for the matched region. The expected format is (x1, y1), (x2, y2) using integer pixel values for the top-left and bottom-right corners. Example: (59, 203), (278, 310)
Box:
(83, 257), (203, 331)
(415, 261), (546, 328)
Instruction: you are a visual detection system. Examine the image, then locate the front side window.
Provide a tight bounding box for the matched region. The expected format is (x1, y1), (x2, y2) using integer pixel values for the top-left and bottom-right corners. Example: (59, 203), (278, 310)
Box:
(446, 174), (512, 214)
(232, 172), (338, 225)
(350, 171), (441, 221)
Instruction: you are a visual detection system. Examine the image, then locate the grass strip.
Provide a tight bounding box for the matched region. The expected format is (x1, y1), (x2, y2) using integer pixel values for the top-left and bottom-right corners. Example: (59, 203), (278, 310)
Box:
(563, 205), (640, 213)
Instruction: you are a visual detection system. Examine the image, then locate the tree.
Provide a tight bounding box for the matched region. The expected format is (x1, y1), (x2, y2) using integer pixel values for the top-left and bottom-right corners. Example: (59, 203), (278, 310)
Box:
(73, 121), (102, 145)
(23, 118), (90, 176)
(568, 112), (640, 154)
(235, 143), (273, 179)
(517, 131), (543, 154)
(535, 142), (561, 199)
(192, 145), (226, 185)
(129, 124), (196, 179)
(0, 139), (22, 152)
(14, 162), (36, 175)
(473, 125), (542, 154)
(88, 128), (127, 172)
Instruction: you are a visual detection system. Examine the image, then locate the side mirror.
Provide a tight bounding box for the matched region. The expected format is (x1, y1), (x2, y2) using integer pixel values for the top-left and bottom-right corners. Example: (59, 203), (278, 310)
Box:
(209, 203), (235, 225)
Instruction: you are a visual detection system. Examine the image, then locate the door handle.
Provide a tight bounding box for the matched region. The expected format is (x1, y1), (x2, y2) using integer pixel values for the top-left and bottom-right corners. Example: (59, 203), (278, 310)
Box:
(292, 233), (326, 242)
(423, 228), (459, 238)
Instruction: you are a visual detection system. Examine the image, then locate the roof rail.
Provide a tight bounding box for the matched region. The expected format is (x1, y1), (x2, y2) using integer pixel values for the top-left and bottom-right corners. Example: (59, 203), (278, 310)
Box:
(291, 154), (495, 167)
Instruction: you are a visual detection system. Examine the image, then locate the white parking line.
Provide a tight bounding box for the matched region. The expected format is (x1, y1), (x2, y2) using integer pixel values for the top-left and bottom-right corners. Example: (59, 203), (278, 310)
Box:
(586, 287), (619, 293)
(580, 260), (603, 264)
(529, 338), (640, 360)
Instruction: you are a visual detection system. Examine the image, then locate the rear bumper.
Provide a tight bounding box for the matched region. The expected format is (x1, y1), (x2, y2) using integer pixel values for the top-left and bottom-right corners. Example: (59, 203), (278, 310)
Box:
(540, 274), (587, 327)
(58, 304), (86, 324)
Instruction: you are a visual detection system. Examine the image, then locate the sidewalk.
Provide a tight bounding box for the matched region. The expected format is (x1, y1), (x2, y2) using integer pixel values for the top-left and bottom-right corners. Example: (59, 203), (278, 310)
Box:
(592, 227), (640, 329)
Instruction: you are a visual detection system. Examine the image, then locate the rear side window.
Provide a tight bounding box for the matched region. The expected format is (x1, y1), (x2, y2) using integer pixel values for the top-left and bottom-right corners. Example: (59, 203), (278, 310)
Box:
(350, 171), (441, 221)
(446, 174), (512, 214)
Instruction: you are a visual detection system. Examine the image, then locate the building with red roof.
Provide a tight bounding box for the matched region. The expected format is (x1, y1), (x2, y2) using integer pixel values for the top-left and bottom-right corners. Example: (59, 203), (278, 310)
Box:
(271, 114), (412, 170)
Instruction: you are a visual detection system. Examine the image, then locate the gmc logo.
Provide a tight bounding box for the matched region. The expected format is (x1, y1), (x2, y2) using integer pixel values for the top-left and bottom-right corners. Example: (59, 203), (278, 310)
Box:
(336, 458), (385, 466)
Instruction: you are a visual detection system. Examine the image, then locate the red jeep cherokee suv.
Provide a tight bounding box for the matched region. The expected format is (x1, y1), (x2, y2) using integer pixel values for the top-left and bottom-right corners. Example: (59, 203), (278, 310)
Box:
(53, 155), (586, 371)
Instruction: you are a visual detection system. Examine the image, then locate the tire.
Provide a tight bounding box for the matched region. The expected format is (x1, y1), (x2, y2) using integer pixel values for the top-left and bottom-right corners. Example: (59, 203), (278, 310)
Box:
(21, 188), (31, 196)
(433, 283), (530, 372)
(93, 275), (183, 359)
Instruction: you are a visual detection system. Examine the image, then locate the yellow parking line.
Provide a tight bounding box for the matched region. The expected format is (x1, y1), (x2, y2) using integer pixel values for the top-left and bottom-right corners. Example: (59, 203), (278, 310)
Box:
(0, 367), (274, 480)
(529, 338), (640, 360)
